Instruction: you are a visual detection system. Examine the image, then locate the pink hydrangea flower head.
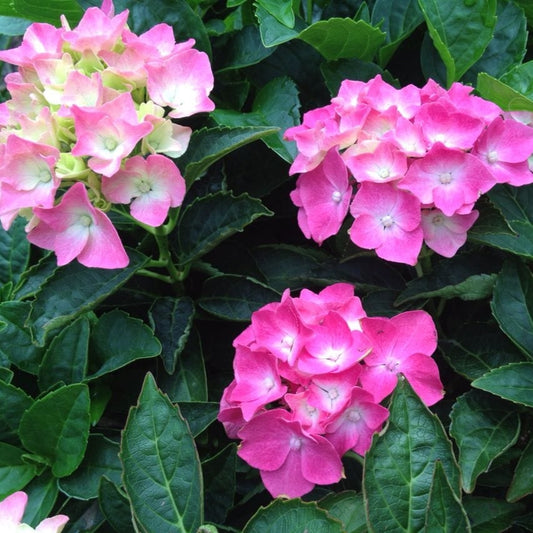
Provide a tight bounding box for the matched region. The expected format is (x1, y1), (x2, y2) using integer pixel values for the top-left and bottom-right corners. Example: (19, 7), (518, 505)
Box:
(102, 154), (186, 226)
(398, 143), (494, 216)
(0, 491), (68, 532)
(218, 381), (246, 439)
(145, 48), (215, 119)
(359, 311), (443, 405)
(325, 387), (389, 455)
(290, 148), (352, 244)
(237, 409), (344, 498)
(71, 93), (153, 177)
(421, 208), (479, 257)
(62, 6), (129, 54)
(472, 116), (533, 186)
(362, 75), (421, 119)
(349, 182), (423, 265)
(382, 115), (428, 157)
(27, 181), (129, 268)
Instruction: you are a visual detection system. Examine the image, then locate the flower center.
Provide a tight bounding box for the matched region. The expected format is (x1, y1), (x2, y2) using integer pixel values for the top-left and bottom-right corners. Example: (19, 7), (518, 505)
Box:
(79, 214), (92, 227)
(104, 137), (118, 152)
(331, 190), (342, 203)
(432, 214), (444, 226)
(380, 214), (394, 228)
(438, 171), (453, 185)
(348, 409), (362, 422)
(38, 168), (52, 183)
(137, 179), (152, 194)
(487, 150), (498, 164)
(289, 435), (302, 451)
(378, 167), (390, 179)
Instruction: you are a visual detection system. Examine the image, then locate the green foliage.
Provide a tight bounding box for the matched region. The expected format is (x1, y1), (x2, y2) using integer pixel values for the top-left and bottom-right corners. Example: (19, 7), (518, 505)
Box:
(0, 0), (533, 531)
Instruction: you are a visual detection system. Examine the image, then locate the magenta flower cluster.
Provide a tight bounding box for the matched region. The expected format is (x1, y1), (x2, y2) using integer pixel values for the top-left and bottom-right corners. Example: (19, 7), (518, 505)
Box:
(285, 75), (533, 265)
(218, 283), (443, 498)
(0, 0), (214, 268)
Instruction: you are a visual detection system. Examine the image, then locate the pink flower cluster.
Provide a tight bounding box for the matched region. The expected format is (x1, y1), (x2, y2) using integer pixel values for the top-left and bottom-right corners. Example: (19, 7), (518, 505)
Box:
(0, 0), (214, 268)
(218, 283), (443, 498)
(285, 75), (533, 265)
(0, 491), (68, 532)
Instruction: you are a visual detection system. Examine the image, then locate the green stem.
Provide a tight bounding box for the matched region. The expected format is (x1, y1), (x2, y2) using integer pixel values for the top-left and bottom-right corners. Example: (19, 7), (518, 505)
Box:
(305, 0), (313, 24)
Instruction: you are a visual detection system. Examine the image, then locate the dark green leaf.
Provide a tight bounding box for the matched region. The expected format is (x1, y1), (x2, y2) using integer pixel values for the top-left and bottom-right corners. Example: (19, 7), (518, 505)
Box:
(255, 5), (300, 47)
(449, 390), (521, 493)
(203, 444), (237, 524)
(472, 362), (533, 407)
(199, 274), (280, 321)
(13, 254), (57, 301)
(0, 443), (37, 499)
(12, 0), (83, 25)
(174, 191), (273, 266)
(318, 491), (367, 533)
(59, 434), (122, 500)
(38, 315), (90, 391)
(299, 17), (386, 61)
(98, 478), (134, 533)
(476, 72), (533, 112)
(507, 438), (533, 502)
(178, 402), (219, 437)
(242, 498), (345, 532)
(0, 217), (30, 287)
(0, 379), (34, 442)
(87, 310), (161, 380)
(22, 472), (59, 528)
(179, 126), (279, 184)
(418, 0), (496, 85)
(121, 373), (203, 533)
(148, 296), (195, 374)
(463, 496), (525, 533)
(321, 57), (385, 95)
(29, 249), (149, 346)
(491, 259), (533, 358)
(19, 383), (90, 477)
(425, 461), (471, 532)
(364, 379), (460, 532)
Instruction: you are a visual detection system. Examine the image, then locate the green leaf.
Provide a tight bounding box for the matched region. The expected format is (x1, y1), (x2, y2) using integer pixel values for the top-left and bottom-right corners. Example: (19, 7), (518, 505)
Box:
(242, 498), (345, 532)
(178, 126), (279, 184)
(364, 379), (460, 532)
(500, 61), (533, 101)
(0, 379), (34, 442)
(371, 0), (424, 65)
(149, 296), (195, 374)
(491, 259), (533, 358)
(463, 496), (525, 533)
(22, 472), (59, 528)
(507, 438), (533, 502)
(0, 301), (44, 373)
(321, 57), (386, 95)
(121, 373), (203, 533)
(19, 383), (90, 477)
(255, 0), (295, 27)
(299, 17), (386, 61)
(255, 5), (301, 47)
(318, 491), (367, 533)
(178, 402), (219, 437)
(29, 248), (149, 346)
(99, 478), (134, 533)
(12, 0), (83, 25)
(59, 434), (122, 500)
(38, 315), (90, 391)
(13, 254), (57, 301)
(199, 274), (280, 321)
(425, 461), (471, 532)
(0, 442), (37, 499)
(476, 72), (533, 112)
(396, 253), (499, 305)
(472, 362), (533, 407)
(174, 191), (273, 266)
(463, 0), (527, 83)
(0, 217), (30, 287)
(203, 444), (237, 524)
(159, 329), (208, 403)
(440, 323), (525, 381)
(87, 310), (161, 380)
(417, 0), (496, 85)
(449, 390), (521, 493)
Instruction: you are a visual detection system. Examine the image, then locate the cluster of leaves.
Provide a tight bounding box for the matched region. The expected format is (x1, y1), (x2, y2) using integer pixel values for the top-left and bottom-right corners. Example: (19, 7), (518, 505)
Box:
(2, 0), (533, 531)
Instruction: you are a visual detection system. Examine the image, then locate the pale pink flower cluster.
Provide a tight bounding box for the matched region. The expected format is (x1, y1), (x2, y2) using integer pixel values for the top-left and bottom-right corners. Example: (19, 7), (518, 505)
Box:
(0, 491), (68, 532)
(218, 283), (443, 498)
(0, 0), (214, 268)
(286, 75), (533, 265)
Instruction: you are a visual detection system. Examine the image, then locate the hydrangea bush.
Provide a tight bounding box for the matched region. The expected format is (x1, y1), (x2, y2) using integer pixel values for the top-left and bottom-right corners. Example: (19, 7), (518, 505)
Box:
(0, 0), (533, 532)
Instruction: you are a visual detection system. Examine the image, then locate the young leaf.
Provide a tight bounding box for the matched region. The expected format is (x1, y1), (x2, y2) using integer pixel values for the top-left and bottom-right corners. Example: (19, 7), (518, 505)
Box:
(256, 0), (295, 28)
(472, 362), (533, 407)
(491, 259), (533, 358)
(29, 248), (149, 346)
(199, 274), (280, 321)
(449, 390), (521, 493)
(87, 310), (161, 380)
(12, 0), (83, 25)
(418, 0), (497, 85)
(364, 379), (460, 532)
(19, 383), (91, 478)
(149, 296), (195, 375)
(507, 438), (533, 502)
(242, 498), (345, 533)
(38, 315), (90, 391)
(121, 373), (203, 533)
(425, 461), (471, 532)
(0, 443), (37, 499)
(299, 18), (386, 61)
(255, 5), (301, 47)
(0, 217), (30, 287)
(318, 491), (368, 533)
(173, 191), (273, 267)
(476, 72), (533, 112)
